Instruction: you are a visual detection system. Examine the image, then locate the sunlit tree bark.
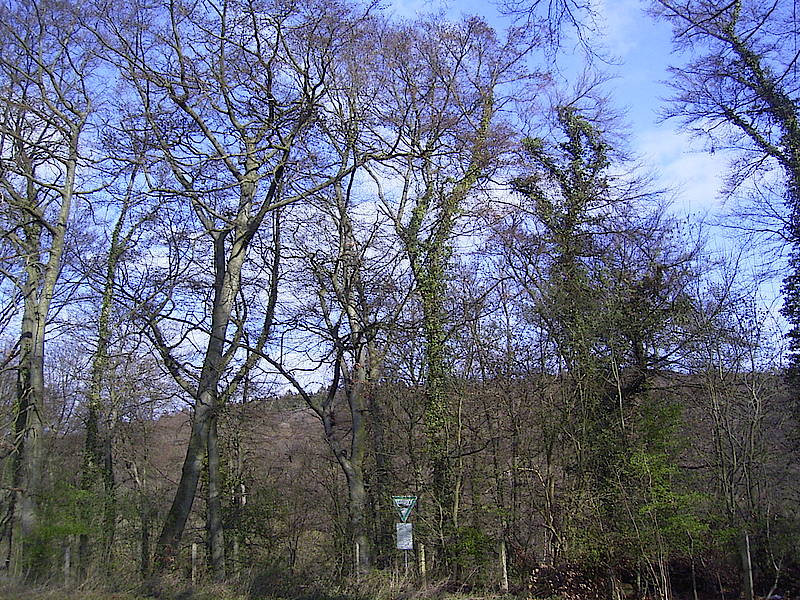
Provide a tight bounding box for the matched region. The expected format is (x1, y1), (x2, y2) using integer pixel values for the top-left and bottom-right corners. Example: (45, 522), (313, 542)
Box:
(0, 0), (95, 578)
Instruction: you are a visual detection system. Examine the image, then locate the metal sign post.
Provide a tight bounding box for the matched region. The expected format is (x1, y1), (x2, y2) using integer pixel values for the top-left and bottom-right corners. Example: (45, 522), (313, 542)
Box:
(392, 495), (417, 577)
(396, 522), (413, 574)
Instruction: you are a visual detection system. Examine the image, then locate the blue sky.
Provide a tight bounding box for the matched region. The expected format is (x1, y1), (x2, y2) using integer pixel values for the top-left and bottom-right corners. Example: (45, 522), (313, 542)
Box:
(386, 0), (729, 217)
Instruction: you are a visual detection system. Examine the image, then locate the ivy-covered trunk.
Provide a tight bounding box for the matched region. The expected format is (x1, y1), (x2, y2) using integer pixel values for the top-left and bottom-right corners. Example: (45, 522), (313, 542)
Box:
(399, 91), (494, 561)
(417, 252), (456, 549)
(79, 192), (132, 579)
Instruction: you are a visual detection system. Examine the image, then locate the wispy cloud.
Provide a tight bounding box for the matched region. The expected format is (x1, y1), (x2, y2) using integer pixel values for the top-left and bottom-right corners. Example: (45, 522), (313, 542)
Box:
(636, 127), (728, 214)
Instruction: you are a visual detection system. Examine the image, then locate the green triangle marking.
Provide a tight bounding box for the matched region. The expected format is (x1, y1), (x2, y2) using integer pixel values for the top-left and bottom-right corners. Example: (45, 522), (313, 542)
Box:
(392, 496), (417, 522)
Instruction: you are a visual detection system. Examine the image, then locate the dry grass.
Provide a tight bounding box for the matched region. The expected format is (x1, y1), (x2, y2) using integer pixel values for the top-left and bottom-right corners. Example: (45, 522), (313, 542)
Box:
(0, 579), (248, 600)
(0, 575), (517, 600)
(0, 585), (149, 600)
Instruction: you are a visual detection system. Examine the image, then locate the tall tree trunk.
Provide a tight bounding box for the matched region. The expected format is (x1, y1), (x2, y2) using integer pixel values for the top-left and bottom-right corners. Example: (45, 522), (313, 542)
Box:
(419, 279), (455, 546)
(276, 316), (376, 572)
(739, 530), (754, 600)
(206, 414), (225, 580)
(344, 463), (371, 573)
(78, 409), (99, 580)
(154, 231), (244, 574)
(398, 91), (494, 561)
(366, 362), (392, 565)
(153, 402), (212, 571)
(9, 133), (78, 579)
(347, 358), (372, 573)
(141, 500), (151, 580)
(102, 423), (116, 571)
(312, 348), (374, 574)
(12, 295), (45, 577)
(129, 460), (151, 579)
(79, 196), (130, 580)
(300, 179), (381, 574)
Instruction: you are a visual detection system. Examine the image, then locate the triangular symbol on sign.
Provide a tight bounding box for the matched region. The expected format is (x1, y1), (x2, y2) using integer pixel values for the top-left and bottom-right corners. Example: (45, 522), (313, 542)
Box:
(392, 496), (417, 522)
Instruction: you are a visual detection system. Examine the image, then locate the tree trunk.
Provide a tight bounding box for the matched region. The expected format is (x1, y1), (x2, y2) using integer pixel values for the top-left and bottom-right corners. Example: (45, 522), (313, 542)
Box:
(206, 414), (225, 580)
(141, 498), (151, 580)
(153, 403), (211, 570)
(367, 377), (392, 564)
(345, 465), (371, 573)
(294, 336), (375, 573)
(739, 530), (754, 600)
(155, 230), (247, 573)
(12, 180), (71, 578)
(79, 198), (129, 579)
(0, 4), (85, 578)
(130, 461), (151, 579)
(398, 91), (495, 561)
(340, 356), (373, 573)
(421, 285), (454, 543)
(102, 425), (116, 570)
(305, 188), (378, 574)
(12, 300), (45, 577)
(77, 404), (97, 581)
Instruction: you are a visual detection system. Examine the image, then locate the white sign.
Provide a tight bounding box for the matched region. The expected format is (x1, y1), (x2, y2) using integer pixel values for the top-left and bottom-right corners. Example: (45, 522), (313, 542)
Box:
(391, 495), (417, 522)
(396, 522), (413, 550)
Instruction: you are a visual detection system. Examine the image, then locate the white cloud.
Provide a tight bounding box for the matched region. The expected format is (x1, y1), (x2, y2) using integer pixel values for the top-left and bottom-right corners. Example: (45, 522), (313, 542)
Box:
(636, 127), (728, 215)
(589, 0), (642, 58)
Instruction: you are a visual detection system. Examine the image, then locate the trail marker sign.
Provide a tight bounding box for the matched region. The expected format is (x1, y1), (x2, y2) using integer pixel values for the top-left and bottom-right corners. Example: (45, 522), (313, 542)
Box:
(391, 495), (417, 522)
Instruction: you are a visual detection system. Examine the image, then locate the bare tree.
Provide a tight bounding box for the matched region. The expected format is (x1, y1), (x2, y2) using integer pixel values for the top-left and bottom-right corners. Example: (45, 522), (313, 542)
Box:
(686, 269), (795, 600)
(92, 0), (378, 579)
(257, 14), (409, 570)
(651, 0), (800, 370)
(268, 183), (405, 572)
(0, 0), (96, 577)
(499, 0), (598, 54)
(77, 147), (158, 578)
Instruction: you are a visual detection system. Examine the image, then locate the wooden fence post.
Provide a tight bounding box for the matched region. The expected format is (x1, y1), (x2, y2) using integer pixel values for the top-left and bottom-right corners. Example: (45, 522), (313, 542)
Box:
(191, 542), (198, 585)
(419, 542), (426, 583)
(499, 539), (509, 593)
(64, 537), (72, 586)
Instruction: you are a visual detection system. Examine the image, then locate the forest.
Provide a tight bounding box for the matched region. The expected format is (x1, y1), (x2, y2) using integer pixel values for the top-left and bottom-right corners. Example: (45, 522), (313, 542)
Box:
(0, 0), (798, 599)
